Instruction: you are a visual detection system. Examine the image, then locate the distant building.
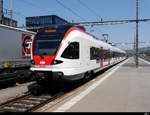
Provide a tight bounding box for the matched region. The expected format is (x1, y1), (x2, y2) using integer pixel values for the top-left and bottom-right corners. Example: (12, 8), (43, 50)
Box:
(1, 17), (17, 27)
(0, 0), (17, 27)
(0, 0), (3, 23)
(26, 15), (69, 32)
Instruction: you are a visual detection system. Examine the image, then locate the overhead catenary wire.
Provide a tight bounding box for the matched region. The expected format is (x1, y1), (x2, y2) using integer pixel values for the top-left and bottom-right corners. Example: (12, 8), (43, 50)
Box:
(3, 0), (52, 26)
(4, 0), (88, 24)
(17, 0), (54, 15)
(3, 7), (26, 21)
(77, 0), (101, 20)
(77, 0), (104, 38)
(6, 0), (57, 26)
(55, 0), (87, 22)
(14, 0), (76, 23)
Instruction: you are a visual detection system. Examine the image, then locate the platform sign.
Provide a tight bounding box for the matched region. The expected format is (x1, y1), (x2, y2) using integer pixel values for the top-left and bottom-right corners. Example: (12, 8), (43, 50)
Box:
(22, 33), (32, 57)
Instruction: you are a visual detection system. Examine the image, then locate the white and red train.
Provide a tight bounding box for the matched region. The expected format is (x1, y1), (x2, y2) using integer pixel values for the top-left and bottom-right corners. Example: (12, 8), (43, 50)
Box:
(30, 24), (126, 87)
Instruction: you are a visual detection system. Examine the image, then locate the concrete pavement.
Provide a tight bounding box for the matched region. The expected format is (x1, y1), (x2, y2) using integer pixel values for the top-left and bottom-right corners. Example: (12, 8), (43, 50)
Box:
(46, 58), (150, 112)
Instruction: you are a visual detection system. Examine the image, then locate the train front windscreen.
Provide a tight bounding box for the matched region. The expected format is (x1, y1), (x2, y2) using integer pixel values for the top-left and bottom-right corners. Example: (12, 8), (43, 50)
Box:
(33, 25), (72, 56)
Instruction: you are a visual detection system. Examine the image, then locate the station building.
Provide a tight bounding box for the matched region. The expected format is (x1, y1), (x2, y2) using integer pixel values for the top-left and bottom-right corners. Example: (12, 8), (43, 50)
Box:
(0, 0), (17, 27)
(26, 15), (69, 32)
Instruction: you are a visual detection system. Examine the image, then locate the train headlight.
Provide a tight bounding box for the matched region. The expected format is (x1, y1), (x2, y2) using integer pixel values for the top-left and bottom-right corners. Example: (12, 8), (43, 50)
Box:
(51, 60), (63, 65)
(31, 60), (35, 65)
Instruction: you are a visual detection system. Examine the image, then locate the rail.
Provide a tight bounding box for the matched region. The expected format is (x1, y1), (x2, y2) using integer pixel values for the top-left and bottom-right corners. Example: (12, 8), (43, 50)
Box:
(0, 91), (64, 112)
(0, 59), (126, 112)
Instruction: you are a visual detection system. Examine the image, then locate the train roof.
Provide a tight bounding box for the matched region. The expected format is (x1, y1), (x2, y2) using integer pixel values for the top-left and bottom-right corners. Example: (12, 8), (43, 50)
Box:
(39, 24), (73, 30)
(37, 24), (73, 34)
(38, 24), (126, 54)
(89, 37), (126, 53)
(82, 32), (126, 54)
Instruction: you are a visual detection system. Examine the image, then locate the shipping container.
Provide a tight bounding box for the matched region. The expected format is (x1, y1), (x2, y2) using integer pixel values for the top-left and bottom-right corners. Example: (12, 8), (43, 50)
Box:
(0, 24), (36, 69)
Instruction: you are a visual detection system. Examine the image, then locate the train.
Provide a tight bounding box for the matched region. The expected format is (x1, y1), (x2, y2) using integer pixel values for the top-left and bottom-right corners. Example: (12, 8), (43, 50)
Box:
(30, 24), (127, 87)
(0, 24), (36, 86)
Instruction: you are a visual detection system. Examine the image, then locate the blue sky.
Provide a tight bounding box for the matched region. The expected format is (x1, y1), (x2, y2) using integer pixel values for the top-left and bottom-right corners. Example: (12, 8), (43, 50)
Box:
(3, 0), (150, 50)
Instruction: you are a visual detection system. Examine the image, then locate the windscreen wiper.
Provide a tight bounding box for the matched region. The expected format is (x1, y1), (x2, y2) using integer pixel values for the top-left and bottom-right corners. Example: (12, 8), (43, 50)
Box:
(40, 53), (47, 59)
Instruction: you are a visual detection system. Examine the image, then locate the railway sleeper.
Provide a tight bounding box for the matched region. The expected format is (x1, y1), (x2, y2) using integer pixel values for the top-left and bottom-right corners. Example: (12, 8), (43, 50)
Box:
(27, 83), (46, 96)
(21, 99), (41, 105)
(13, 102), (34, 108)
(3, 106), (27, 112)
(39, 95), (52, 99)
(28, 97), (47, 101)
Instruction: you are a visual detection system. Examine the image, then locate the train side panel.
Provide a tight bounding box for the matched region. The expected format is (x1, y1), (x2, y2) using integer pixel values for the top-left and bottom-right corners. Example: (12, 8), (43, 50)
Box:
(0, 24), (35, 68)
(30, 25), (127, 86)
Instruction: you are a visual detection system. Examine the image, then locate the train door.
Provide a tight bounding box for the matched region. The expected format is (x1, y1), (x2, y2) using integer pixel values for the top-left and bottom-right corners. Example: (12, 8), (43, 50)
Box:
(108, 49), (110, 65)
(100, 47), (104, 68)
(81, 39), (89, 69)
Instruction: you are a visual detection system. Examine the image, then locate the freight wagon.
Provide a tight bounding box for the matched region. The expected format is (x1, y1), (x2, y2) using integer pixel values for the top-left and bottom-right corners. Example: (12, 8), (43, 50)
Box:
(0, 24), (36, 87)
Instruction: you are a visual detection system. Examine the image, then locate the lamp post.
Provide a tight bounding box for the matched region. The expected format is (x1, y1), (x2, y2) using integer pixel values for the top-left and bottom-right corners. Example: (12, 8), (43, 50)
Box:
(10, 0), (13, 26)
(136, 0), (139, 68)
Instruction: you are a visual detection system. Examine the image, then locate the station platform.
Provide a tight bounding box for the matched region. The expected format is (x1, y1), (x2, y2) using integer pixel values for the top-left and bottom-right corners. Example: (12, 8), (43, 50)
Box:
(46, 57), (150, 112)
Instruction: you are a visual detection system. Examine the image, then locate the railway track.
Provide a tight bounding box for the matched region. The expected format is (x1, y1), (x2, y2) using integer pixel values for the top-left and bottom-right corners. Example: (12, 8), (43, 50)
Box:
(139, 56), (150, 63)
(0, 69), (34, 89)
(0, 60), (126, 112)
(141, 57), (150, 62)
(0, 91), (64, 112)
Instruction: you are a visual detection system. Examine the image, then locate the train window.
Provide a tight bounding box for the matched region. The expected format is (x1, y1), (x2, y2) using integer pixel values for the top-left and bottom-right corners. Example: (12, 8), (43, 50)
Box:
(103, 50), (110, 59)
(33, 39), (60, 56)
(112, 52), (121, 58)
(90, 47), (95, 60)
(61, 42), (79, 59)
(33, 25), (73, 56)
(103, 50), (108, 61)
(90, 47), (100, 60)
